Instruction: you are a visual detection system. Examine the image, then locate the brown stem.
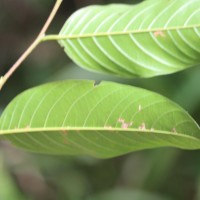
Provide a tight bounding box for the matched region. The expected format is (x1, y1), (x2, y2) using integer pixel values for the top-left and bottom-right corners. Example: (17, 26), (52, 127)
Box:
(0, 0), (63, 91)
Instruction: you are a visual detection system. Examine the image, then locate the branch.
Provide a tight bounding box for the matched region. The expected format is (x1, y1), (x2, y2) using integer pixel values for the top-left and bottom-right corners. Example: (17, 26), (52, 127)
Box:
(0, 0), (63, 91)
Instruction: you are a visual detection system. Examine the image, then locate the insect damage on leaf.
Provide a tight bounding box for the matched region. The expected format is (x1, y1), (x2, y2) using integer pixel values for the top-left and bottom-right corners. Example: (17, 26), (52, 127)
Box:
(118, 118), (133, 129)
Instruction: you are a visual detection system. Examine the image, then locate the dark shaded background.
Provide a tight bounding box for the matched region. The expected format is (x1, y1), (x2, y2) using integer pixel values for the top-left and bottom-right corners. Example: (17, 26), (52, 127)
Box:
(0, 0), (200, 200)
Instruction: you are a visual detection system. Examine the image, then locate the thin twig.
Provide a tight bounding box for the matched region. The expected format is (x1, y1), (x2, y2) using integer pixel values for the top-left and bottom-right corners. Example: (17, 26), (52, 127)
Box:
(0, 0), (63, 91)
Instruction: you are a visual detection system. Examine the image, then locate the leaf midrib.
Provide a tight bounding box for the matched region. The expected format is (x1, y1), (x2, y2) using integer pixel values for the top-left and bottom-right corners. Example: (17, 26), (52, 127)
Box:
(0, 127), (199, 141)
(42, 24), (200, 41)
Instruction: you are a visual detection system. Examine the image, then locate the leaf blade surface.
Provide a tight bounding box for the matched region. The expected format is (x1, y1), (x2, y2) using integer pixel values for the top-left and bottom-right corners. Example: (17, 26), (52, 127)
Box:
(0, 80), (199, 158)
(59, 0), (200, 77)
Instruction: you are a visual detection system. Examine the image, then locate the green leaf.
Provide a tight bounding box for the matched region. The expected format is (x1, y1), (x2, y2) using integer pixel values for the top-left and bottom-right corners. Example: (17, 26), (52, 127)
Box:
(0, 80), (199, 158)
(58, 0), (200, 78)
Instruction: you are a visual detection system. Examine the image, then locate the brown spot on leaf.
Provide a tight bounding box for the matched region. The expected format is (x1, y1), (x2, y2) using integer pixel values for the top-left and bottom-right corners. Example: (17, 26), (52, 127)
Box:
(61, 129), (68, 135)
(118, 118), (125, 123)
(118, 118), (133, 129)
(139, 122), (146, 130)
(121, 123), (130, 129)
(153, 30), (165, 38)
(172, 128), (177, 133)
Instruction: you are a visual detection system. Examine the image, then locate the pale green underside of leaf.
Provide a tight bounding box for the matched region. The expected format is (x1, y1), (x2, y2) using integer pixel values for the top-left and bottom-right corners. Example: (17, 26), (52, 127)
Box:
(59, 0), (200, 78)
(0, 80), (199, 158)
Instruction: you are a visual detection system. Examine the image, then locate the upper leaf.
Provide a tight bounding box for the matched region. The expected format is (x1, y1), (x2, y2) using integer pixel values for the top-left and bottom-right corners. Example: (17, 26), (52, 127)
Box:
(59, 0), (200, 78)
(0, 80), (199, 158)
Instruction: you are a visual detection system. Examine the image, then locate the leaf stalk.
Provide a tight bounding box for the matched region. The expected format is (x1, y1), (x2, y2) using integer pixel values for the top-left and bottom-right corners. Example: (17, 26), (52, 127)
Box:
(0, 0), (63, 91)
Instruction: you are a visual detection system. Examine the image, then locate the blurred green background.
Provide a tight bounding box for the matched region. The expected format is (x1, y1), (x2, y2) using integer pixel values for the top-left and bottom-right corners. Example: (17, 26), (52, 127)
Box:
(0, 0), (200, 200)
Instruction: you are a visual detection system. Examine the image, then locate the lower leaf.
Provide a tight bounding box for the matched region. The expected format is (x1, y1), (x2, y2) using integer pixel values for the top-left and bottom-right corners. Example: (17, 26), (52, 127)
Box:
(0, 80), (199, 158)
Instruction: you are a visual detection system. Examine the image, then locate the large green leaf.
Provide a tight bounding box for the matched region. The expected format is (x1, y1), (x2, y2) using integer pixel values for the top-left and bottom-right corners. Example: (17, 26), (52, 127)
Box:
(0, 80), (199, 158)
(58, 0), (200, 78)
